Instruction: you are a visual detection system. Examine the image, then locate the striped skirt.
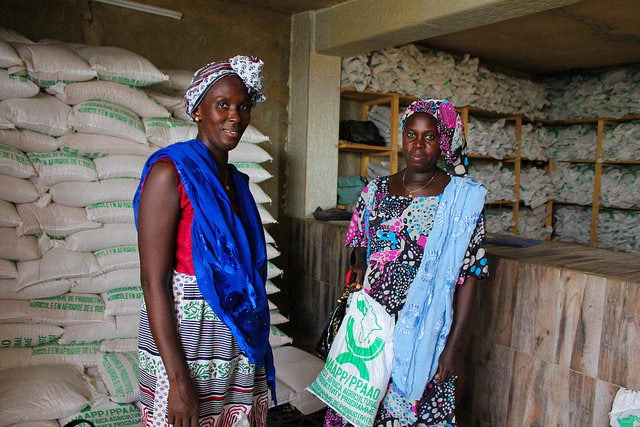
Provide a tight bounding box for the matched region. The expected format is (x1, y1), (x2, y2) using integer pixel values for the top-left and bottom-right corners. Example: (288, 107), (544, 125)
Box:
(138, 270), (269, 427)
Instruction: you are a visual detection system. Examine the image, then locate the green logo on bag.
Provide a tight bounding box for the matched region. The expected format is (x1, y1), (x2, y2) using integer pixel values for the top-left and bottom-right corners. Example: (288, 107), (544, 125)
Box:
(336, 295), (385, 381)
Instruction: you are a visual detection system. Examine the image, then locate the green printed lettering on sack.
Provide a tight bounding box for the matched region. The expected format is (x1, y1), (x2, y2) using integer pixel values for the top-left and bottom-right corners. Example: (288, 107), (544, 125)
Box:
(28, 152), (95, 169)
(30, 294), (105, 313)
(105, 286), (143, 302)
(94, 245), (138, 258)
(0, 144), (31, 166)
(33, 342), (100, 355)
(60, 145), (109, 158)
(8, 73), (30, 83)
(88, 201), (133, 210)
(145, 117), (193, 128)
(78, 101), (144, 132)
(98, 74), (160, 87)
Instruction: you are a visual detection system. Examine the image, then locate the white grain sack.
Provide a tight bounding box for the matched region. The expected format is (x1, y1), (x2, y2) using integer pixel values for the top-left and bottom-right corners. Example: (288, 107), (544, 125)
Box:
(0, 174), (40, 203)
(0, 277), (73, 300)
(143, 116), (197, 148)
(0, 259), (17, 278)
(98, 351), (140, 403)
(102, 286), (143, 316)
(0, 323), (63, 348)
(86, 200), (134, 224)
(16, 202), (101, 237)
(0, 128), (59, 152)
(28, 151), (98, 186)
(267, 261), (283, 279)
(229, 142), (272, 163)
(30, 341), (101, 366)
(269, 325), (293, 347)
(73, 267), (140, 294)
(93, 154), (146, 179)
(69, 100), (147, 144)
(0, 39), (22, 68)
(240, 124), (270, 143)
(65, 223), (137, 252)
(16, 247), (101, 290)
(264, 227), (275, 245)
(0, 364), (95, 426)
(257, 204), (277, 225)
(75, 45), (168, 87)
(249, 182), (272, 204)
(50, 178), (139, 207)
(94, 245), (139, 273)
(157, 68), (194, 92)
(0, 227), (39, 260)
(9, 421), (59, 427)
(0, 144), (35, 178)
(59, 317), (117, 344)
(12, 42), (96, 87)
(144, 88), (183, 110)
(0, 114), (15, 130)
(59, 400), (141, 427)
(231, 162), (272, 183)
(100, 337), (138, 353)
(270, 310), (288, 325)
(0, 94), (71, 136)
(0, 200), (21, 227)
(48, 80), (170, 117)
(266, 244), (280, 260)
(266, 280), (280, 295)
(0, 347), (31, 369)
(0, 69), (39, 100)
(58, 132), (155, 158)
(23, 293), (107, 326)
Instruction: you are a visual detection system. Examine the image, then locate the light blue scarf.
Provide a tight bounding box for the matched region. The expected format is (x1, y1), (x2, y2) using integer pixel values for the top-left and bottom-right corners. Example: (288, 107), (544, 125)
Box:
(132, 139), (275, 396)
(392, 176), (486, 399)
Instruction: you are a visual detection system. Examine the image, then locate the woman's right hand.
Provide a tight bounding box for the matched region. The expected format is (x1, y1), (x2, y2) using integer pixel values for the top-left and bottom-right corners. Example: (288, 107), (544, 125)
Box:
(168, 378), (199, 427)
(345, 265), (365, 291)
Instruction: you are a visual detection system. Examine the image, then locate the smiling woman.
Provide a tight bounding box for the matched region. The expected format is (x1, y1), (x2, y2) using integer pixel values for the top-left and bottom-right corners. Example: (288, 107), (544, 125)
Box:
(133, 56), (274, 427)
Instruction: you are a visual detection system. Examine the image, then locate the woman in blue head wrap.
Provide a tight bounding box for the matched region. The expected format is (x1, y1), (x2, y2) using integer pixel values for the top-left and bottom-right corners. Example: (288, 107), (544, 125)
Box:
(326, 98), (488, 426)
(135, 56), (274, 427)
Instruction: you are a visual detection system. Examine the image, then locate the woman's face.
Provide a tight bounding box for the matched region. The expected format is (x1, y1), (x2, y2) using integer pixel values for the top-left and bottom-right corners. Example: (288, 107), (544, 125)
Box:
(402, 112), (441, 171)
(193, 75), (251, 155)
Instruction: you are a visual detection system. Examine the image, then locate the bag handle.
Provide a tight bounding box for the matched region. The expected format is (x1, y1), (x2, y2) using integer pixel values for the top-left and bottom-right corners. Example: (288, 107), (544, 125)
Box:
(62, 420), (97, 427)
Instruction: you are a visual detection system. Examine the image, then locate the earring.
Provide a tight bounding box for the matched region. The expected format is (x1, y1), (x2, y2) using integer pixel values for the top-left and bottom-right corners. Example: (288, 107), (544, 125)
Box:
(194, 116), (202, 123)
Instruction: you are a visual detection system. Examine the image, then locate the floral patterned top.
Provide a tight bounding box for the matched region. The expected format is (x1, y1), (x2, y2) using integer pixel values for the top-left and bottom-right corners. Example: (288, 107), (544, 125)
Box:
(345, 175), (488, 316)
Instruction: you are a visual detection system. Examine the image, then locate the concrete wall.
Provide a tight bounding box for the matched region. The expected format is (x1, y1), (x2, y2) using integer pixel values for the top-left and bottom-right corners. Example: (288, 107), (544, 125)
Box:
(0, 0), (290, 227)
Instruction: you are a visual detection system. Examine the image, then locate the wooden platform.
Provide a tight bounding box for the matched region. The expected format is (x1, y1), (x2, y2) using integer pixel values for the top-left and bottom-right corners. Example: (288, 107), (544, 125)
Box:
(487, 239), (640, 282)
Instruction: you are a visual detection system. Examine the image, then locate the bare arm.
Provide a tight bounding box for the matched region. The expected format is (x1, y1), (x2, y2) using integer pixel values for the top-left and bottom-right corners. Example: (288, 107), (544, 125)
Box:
(435, 275), (476, 383)
(137, 161), (198, 427)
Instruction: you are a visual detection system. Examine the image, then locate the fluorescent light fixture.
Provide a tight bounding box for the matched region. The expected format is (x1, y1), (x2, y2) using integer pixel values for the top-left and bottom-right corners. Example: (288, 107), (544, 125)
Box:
(91, 0), (183, 20)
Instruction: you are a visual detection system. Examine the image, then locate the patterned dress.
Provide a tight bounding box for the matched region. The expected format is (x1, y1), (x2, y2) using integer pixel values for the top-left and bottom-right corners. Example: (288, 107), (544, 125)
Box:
(138, 162), (269, 427)
(326, 175), (488, 427)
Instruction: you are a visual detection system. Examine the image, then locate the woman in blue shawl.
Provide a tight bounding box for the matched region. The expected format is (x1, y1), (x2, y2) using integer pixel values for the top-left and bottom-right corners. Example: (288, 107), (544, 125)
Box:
(134, 56), (274, 427)
(326, 98), (488, 427)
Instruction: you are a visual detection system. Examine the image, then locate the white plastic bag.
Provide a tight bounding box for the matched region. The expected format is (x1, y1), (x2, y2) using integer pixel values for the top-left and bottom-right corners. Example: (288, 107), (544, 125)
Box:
(610, 387), (640, 427)
(308, 291), (394, 427)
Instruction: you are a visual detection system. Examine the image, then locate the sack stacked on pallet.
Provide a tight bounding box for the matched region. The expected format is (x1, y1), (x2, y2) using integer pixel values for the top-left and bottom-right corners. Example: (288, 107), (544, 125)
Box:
(0, 30), (174, 423)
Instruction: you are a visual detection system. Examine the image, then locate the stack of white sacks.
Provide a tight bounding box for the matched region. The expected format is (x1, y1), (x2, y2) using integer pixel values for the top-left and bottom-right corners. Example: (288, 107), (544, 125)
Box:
(341, 43), (547, 118)
(546, 67), (640, 120)
(549, 120), (640, 252)
(0, 28), (322, 426)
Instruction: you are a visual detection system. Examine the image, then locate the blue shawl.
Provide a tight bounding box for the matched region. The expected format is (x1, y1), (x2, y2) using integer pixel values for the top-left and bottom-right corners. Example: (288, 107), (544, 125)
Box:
(392, 176), (486, 399)
(133, 139), (275, 395)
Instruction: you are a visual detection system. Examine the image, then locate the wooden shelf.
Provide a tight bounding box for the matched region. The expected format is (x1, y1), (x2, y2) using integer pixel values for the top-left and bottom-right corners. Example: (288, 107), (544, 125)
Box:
(338, 140), (391, 153)
(535, 114), (640, 126)
(338, 88), (638, 248)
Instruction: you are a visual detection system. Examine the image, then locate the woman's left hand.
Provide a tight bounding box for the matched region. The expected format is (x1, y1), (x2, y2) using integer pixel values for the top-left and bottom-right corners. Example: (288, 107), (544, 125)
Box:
(434, 342), (457, 383)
